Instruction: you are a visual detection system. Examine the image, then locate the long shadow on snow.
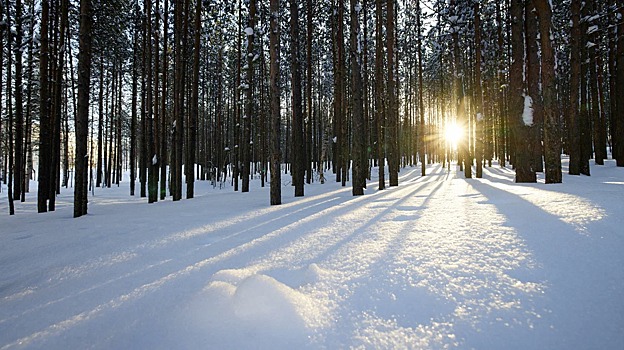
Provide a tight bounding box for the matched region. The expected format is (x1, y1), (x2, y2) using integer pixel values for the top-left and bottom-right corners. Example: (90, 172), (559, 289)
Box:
(468, 177), (622, 350)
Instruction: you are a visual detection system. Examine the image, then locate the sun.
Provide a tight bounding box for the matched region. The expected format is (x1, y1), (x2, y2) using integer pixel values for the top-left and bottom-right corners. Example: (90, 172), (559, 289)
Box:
(445, 122), (463, 150)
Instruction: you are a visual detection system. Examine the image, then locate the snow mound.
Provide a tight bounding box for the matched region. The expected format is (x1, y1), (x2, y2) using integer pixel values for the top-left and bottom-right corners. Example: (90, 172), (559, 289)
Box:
(180, 267), (330, 348)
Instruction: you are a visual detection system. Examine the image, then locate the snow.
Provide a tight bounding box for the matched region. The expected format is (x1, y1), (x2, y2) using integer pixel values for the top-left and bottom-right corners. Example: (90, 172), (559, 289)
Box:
(244, 27), (254, 36)
(1, 159), (623, 349)
(522, 94), (534, 126)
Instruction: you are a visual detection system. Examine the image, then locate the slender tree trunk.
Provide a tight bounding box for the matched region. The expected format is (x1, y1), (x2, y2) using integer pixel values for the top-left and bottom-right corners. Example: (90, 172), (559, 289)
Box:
(130, 6), (139, 195)
(375, 0), (385, 190)
(160, 0), (169, 199)
(13, 0), (24, 202)
(474, 1), (483, 178)
(172, 0), (185, 201)
(526, 0), (543, 173)
(568, 0), (581, 175)
(187, 0), (201, 198)
(6, 1), (15, 215)
(74, 0), (92, 217)
(350, 0), (365, 196)
(242, 0), (256, 193)
(386, 0), (398, 186)
(269, 0), (281, 205)
(291, 0), (304, 196)
(306, 0), (313, 185)
(510, 0), (536, 182)
(417, 0), (425, 177)
(37, 0), (50, 213)
(534, 0), (561, 183)
(0, 0), (3, 191)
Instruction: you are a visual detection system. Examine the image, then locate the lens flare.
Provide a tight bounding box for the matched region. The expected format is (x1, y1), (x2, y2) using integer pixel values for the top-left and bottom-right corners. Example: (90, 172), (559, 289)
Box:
(445, 122), (463, 150)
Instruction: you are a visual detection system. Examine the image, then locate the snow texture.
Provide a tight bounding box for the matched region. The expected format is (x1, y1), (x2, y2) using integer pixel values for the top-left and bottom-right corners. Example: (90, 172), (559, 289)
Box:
(1, 160), (623, 349)
(522, 94), (534, 126)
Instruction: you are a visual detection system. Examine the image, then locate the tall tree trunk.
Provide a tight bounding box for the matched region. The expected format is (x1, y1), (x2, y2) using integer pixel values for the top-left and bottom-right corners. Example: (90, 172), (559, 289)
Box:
(187, 0), (201, 198)
(375, 0), (385, 190)
(172, 0), (186, 201)
(526, 0), (544, 173)
(6, 0), (15, 215)
(305, 0), (313, 185)
(579, 0), (592, 175)
(148, 0), (159, 203)
(386, 0), (398, 186)
(269, 0), (281, 205)
(130, 5), (139, 195)
(350, 0), (365, 196)
(474, 0), (483, 178)
(417, 0), (425, 177)
(510, 0), (536, 182)
(14, 0), (24, 203)
(587, 0), (607, 166)
(74, 0), (92, 217)
(242, 0), (256, 193)
(567, 0), (581, 175)
(291, 0), (304, 196)
(37, 0), (50, 213)
(160, 0), (169, 199)
(534, 0), (561, 183)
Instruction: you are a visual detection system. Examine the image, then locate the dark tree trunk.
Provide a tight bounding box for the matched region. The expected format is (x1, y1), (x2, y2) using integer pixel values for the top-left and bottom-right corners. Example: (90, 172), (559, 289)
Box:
(386, 0), (398, 186)
(534, 0), (561, 183)
(148, 0), (159, 203)
(375, 0), (385, 190)
(37, 0), (50, 213)
(14, 0), (24, 202)
(526, 0), (544, 173)
(417, 0), (425, 177)
(74, 0), (93, 217)
(269, 0), (281, 205)
(291, 0), (305, 196)
(510, 0), (536, 182)
(160, 0), (169, 199)
(568, 0), (581, 175)
(130, 5), (139, 195)
(350, 0), (365, 196)
(187, 0), (201, 198)
(242, 0), (256, 193)
(474, 1), (483, 178)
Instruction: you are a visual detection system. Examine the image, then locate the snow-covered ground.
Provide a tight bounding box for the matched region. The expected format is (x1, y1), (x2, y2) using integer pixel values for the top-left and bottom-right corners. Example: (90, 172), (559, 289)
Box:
(1, 160), (623, 349)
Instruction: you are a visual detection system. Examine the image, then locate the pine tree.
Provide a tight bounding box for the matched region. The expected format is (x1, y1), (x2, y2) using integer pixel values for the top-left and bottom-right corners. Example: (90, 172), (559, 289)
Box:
(74, 0), (93, 217)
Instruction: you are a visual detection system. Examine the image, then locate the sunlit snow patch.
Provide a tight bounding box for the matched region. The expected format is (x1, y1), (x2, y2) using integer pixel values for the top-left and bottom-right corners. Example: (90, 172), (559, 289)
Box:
(182, 267), (330, 348)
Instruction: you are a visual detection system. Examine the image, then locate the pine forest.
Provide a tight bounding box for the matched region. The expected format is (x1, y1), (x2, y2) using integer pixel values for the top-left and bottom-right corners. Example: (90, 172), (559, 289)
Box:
(1, 0), (624, 216)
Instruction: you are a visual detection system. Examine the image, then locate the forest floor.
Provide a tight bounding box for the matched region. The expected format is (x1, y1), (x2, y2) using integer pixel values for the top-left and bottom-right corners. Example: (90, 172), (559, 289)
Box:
(1, 159), (623, 349)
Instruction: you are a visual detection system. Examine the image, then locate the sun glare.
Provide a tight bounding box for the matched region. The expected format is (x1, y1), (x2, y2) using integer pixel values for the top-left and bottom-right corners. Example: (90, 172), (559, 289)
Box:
(445, 122), (463, 150)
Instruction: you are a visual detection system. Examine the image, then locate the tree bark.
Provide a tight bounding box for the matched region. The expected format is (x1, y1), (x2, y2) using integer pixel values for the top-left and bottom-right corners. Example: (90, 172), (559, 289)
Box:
(350, 0), (365, 196)
(187, 0), (201, 198)
(291, 0), (305, 196)
(386, 0), (398, 186)
(474, 1), (483, 178)
(242, 0), (257, 193)
(269, 0), (282, 205)
(13, 0), (24, 202)
(534, 0), (561, 183)
(510, 0), (536, 182)
(375, 0), (385, 190)
(37, 0), (50, 213)
(74, 0), (93, 217)
(567, 0), (581, 175)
